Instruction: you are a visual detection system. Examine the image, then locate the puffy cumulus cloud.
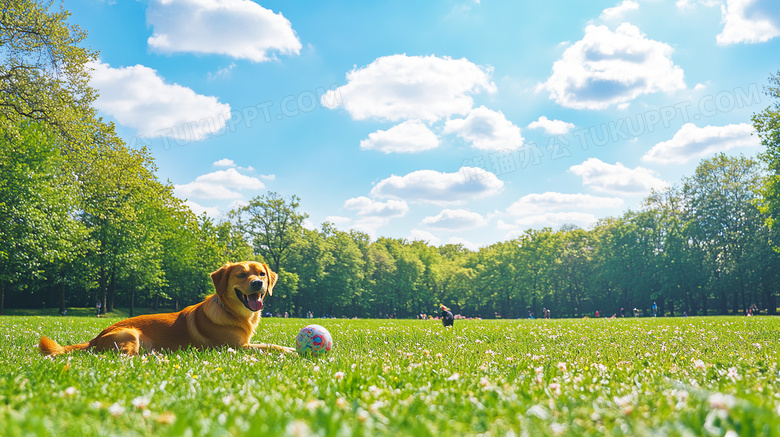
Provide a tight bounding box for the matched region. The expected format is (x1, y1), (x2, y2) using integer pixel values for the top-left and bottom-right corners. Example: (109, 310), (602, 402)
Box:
(360, 120), (440, 153)
(543, 23), (685, 110)
(447, 237), (481, 251)
(643, 123), (759, 164)
(338, 197), (410, 238)
(185, 200), (221, 218)
(174, 168), (264, 200)
(676, 0), (721, 10)
(213, 158), (236, 167)
(89, 60), (230, 141)
(513, 212), (598, 230)
(443, 106), (524, 151)
(600, 0), (639, 20)
(569, 158), (668, 195)
(506, 192), (623, 216)
(409, 229), (441, 246)
(343, 197), (409, 218)
(321, 54), (496, 122)
(526, 116), (575, 136)
(421, 209), (487, 231)
(146, 0), (301, 62)
(717, 0), (780, 44)
(370, 167), (504, 204)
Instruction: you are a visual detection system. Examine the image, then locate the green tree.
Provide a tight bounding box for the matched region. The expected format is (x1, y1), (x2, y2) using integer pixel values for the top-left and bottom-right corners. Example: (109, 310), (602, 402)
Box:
(683, 154), (768, 315)
(0, 122), (86, 314)
(231, 192), (308, 273)
(755, 71), (780, 232)
(0, 0), (98, 145)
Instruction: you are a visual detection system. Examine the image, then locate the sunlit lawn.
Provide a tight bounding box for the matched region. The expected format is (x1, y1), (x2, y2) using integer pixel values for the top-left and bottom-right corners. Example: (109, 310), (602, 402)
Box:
(1, 314), (778, 436)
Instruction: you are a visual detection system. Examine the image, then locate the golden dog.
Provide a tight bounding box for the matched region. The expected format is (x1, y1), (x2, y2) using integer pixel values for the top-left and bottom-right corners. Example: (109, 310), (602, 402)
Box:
(39, 261), (295, 356)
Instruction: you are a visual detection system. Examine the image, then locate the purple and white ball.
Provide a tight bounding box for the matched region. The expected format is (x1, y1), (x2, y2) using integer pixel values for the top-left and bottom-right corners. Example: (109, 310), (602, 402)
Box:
(296, 324), (333, 357)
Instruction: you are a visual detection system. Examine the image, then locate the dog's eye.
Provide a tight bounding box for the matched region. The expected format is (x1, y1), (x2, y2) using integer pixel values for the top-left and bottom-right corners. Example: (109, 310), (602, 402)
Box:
(236, 273), (247, 279)
(259, 272), (266, 277)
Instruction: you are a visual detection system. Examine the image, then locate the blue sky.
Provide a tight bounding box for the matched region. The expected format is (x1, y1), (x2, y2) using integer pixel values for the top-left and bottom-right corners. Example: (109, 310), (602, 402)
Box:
(68, 0), (780, 249)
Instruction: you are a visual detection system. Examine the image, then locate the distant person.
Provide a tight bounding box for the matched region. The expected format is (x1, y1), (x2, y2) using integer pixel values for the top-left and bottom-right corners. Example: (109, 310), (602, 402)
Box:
(95, 301), (101, 317)
(620, 307), (625, 317)
(595, 310), (600, 318)
(652, 301), (658, 317)
(440, 305), (454, 329)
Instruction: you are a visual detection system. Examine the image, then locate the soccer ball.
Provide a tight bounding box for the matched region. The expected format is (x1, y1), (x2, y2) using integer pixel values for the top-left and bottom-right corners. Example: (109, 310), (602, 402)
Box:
(296, 324), (332, 357)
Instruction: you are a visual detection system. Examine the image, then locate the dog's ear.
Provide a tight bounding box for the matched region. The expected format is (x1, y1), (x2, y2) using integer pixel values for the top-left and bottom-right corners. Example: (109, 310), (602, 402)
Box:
(211, 264), (231, 296)
(265, 264), (278, 296)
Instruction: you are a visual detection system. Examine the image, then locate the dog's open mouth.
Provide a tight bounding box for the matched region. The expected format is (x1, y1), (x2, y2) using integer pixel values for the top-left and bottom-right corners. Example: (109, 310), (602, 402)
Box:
(235, 288), (263, 312)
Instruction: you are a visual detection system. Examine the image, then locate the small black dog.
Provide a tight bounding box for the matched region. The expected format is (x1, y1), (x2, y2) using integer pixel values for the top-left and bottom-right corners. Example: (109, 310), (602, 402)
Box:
(440, 305), (454, 328)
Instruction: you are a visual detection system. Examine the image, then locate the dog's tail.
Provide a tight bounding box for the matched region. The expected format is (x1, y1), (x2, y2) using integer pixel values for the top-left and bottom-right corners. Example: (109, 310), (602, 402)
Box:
(39, 336), (91, 356)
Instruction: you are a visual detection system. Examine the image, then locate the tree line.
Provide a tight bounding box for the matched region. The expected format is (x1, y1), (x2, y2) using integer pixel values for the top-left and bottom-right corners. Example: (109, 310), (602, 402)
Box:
(1, 1), (778, 318)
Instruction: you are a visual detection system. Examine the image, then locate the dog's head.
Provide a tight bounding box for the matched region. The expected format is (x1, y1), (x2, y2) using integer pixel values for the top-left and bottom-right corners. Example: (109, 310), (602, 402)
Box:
(210, 261), (278, 313)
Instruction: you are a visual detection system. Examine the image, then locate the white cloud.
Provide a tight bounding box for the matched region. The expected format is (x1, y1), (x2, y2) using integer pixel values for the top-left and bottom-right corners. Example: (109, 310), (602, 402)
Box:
(185, 200), (221, 218)
(717, 0), (780, 44)
(322, 54), (496, 122)
(447, 237), (481, 251)
(146, 0), (301, 62)
(174, 168), (264, 200)
(642, 123), (760, 164)
(543, 23), (686, 110)
(526, 116), (575, 136)
(339, 197), (410, 238)
(343, 197), (409, 218)
(421, 209), (487, 231)
(208, 63), (236, 81)
(325, 216), (352, 226)
(601, 0), (639, 20)
(514, 212), (598, 230)
(506, 192), (623, 216)
(89, 60), (230, 141)
(569, 158), (668, 195)
(360, 120), (440, 153)
(213, 159), (236, 167)
(443, 106), (524, 151)
(370, 167), (504, 204)
(409, 229), (441, 245)
(676, 0), (720, 10)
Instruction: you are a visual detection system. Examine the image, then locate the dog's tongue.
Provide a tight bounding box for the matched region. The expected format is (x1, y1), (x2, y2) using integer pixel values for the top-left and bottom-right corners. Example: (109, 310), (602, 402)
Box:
(247, 293), (263, 311)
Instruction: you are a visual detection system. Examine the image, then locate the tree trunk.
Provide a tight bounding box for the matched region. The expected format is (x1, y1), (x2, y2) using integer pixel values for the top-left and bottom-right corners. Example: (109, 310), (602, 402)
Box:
(0, 283), (4, 315)
(59, 281), (66, 315)
(129, 274), (135, 318)
(764, 278), (777, 315)
(740, 282), (747, 316)
(108, 267), (116, 312)
(98, 255), (108, 314)
(701, 290), (708, 316)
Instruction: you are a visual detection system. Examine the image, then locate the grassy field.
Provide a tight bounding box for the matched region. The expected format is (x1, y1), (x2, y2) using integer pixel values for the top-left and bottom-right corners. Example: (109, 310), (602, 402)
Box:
(0, 314), (778, 436)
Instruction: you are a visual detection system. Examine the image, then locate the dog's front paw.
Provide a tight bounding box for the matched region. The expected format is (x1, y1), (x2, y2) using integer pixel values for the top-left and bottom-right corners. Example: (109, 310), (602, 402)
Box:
(281, 346), (297, 354)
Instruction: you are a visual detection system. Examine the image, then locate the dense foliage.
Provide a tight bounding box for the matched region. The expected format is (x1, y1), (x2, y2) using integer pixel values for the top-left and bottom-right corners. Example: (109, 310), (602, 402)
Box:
(0, 0), (778, 318)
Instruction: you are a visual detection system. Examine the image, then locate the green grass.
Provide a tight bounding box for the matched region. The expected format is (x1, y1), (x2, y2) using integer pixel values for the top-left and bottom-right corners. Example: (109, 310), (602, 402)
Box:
(1, 315), (778, 436)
